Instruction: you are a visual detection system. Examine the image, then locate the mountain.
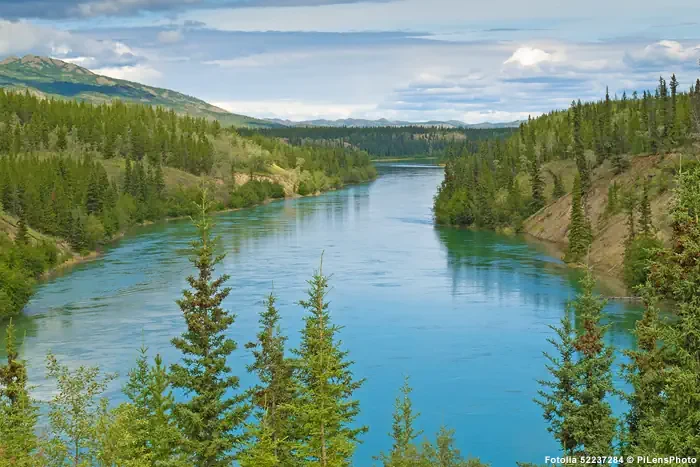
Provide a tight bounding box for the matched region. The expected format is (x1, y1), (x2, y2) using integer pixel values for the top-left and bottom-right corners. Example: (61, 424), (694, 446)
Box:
(266, 117), (523, 129)
(0, 55), (275, 128)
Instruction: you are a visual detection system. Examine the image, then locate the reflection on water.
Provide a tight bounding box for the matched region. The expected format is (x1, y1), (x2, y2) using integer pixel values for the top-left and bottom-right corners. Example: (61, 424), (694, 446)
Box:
(1, 162), (641, 467)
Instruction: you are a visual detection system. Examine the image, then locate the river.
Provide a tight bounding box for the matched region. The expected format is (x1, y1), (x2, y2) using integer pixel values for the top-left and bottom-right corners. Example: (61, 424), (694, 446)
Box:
(2, 163), (642, 466)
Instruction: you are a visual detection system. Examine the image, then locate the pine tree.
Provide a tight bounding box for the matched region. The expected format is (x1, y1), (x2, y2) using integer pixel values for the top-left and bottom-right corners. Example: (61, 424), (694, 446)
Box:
(0, 320), (38, 467)
(638, 180), (653, 236)
(530, 158), (545, 213)
(621, 287), (664, 456)
(570, 272), (616, 458)
(243, 292), (297, 465)
(642, 165), (700, 456)
(549, 170), (565, 199)
(119, 346), (184, 466)
(573, 101), (590, 193)
(293, 259), (367, 466)
(15, 209), (28, 245)
(535, 314), (578, 455)
(565, 174), (592, 264)
(376, 376), (423, 467)
(169, 191), (248, 467)
(56, 125), (67, 151)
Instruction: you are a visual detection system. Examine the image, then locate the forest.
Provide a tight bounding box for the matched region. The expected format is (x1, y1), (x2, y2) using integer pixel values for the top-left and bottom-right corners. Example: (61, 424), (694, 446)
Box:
(0, 89), (376, 321)
(239, 126), (515, 159)
(2, 158), (700, 465)
(433, 76), (700, 289)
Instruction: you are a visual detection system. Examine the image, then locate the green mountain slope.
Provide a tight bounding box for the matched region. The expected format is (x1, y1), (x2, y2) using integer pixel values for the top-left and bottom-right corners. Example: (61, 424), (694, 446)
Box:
(0, 55), (275, 128)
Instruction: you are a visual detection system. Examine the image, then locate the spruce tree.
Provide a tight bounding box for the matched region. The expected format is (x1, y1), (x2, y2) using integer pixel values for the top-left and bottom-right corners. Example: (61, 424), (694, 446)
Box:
(420, 426), (488, 467)
(15, 209), (28, 245)
(565, 174), (592, 264)
(570, 272), (616, 458)
(242, 292), (297, 465)
(169, 191), (248, 467)
(535, 314), (578, 455)
(638, 180), (653, 236)
(0, 320), (38, 467)
(376, 376), (423, 467)
(621, 287), (664, 456)
(573, 101), (590, 193)
(293, 259), (367, 466)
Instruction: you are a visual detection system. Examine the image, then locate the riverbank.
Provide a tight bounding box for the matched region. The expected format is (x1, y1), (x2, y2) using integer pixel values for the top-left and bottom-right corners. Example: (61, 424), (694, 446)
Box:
(41, 175), (378, 280)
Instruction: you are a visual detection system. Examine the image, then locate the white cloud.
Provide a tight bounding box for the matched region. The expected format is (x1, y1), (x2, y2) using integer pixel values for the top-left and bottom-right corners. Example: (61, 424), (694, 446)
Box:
(91, 64), (162, 84)
(504, 47), (554, 67)
(204, 51), (314, 68)
(624, 40), (700, 68)
(157, 29), (184, 44)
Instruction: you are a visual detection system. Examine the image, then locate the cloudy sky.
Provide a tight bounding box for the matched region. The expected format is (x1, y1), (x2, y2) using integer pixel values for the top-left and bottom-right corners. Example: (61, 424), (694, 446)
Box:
(0, 0), (699, 122)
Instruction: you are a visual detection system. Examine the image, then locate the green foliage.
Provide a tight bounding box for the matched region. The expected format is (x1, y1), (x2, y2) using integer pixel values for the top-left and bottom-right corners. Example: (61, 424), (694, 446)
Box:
(419, 427), (489, 467)
(241, 126), (515, 159)
(43, 353), (116, 467)
(169, 193), (248, 466)
(231, 180), (285, 208)
(565, 174), (592, 264)
(0, 320), (38, 467)
(292, 259), (367, 466)
(623, 235), (663, 290)
(242, 293), (298, 465)
(537, 271), (617, 458)
(376, 376), (423, 467)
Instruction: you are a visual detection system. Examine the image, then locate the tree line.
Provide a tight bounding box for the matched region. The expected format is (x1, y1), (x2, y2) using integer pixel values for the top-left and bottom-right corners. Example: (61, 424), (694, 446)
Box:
(0, 193), (487, 467)
(433, 76), (700, 231)
(240, 126), (515, 159)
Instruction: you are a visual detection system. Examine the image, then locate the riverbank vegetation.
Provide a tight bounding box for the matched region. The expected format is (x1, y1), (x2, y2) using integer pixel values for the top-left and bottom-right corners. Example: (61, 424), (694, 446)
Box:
(434, 76), (700, 289)
(0, 89), (376, 321)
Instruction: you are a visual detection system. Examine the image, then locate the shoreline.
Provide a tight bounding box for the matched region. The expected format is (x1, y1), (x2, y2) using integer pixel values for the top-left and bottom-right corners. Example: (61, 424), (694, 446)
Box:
(41, 177), (377, 280)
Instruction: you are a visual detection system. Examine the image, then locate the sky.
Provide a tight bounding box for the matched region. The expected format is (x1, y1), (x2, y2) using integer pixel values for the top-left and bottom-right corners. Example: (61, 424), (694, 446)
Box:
(0, 0), (699, 123)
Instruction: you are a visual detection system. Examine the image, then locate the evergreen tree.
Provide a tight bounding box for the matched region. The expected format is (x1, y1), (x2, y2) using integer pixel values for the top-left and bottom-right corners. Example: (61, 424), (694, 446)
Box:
(169, 191), (248, 467)
(0, 321), (38, 467)
(118, 346), (184, 466)
(530, 158), (545, 212)
(293, 259), (367, 466)
(242, 292), (297, 465)
(549, 170), (565, 199)
(638, 181), (653, 236)
(419, 427), (488, 467)
(573, 101), (590, 193)
(570, 272), (616, 458)
(565, 174), (592, 264)
(535, 314), (578, 455)
(376, 376), (423, 467)
(15, 209), (28, 245)
(56, 125), (67, 151)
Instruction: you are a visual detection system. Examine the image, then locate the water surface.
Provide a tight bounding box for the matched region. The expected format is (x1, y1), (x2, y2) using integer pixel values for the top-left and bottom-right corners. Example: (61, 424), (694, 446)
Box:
(3, 163), (641, 466)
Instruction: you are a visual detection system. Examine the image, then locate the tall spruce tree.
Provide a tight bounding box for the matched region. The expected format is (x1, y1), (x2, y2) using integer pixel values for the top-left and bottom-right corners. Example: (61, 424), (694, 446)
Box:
(570, 272), (616, 458)
(535, 314), (578, 455)
(293, 259), (367, 466)
(565, 174), (592, 263)
(573, 101), (590, 193)
(242, 292), (298, 466)
(0, 321), (38, 467)
(642, 165), (700, 456)
(169, 191), (248, 467)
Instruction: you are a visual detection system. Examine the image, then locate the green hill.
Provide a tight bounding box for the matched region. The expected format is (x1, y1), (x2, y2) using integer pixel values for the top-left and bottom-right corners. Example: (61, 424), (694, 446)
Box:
(0, 55), (274, 128)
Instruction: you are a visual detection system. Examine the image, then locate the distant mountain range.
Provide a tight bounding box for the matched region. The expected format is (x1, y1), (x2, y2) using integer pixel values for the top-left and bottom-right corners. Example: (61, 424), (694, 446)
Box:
(265, 117), (523, 129)
(0, 55), (274, 128)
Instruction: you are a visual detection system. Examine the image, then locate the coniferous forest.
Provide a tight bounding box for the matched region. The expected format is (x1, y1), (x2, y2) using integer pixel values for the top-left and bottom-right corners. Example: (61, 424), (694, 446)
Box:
(0, 90), (376, 321)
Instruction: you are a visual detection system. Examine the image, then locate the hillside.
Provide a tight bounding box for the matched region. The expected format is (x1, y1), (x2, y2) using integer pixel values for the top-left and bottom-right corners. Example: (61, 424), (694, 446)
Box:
(0, 55), (274, 128)
(522, 153), (681, 277)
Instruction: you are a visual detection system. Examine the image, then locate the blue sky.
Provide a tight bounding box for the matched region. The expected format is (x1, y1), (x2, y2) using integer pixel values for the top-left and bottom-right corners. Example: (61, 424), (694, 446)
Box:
(0, 0), (699, 122)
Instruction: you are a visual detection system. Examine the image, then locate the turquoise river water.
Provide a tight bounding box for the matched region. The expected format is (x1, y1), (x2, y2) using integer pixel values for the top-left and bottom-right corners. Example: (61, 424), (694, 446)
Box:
(2, 163), (642, 466)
